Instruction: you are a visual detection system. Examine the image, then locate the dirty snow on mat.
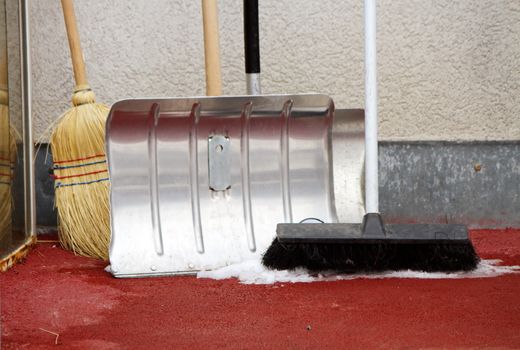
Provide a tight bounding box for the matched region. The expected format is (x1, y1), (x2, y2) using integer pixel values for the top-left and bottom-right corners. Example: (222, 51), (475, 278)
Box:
(197, 259), (520, 284)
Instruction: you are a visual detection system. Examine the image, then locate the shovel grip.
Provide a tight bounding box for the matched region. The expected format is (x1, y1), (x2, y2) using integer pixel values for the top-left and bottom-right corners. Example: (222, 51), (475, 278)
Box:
(61, 0), (89, 88)
(202, 0), (222, 96)
(243, 0), (260, 74)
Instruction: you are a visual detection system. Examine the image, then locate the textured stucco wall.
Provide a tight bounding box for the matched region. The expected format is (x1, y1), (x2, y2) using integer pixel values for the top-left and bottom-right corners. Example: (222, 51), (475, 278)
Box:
(29, 0), (520, 141)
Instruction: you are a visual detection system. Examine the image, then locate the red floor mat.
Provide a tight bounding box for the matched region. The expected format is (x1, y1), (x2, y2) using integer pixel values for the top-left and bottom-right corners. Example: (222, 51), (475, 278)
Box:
(1, 229), (520, 349)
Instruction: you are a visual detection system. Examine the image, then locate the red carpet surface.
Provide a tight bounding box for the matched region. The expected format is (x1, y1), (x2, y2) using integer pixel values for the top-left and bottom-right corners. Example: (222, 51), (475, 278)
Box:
(1, 229), (520, 349)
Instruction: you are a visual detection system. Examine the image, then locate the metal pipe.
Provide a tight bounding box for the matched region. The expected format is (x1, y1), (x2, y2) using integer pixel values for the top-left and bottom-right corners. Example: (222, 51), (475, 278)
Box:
(246, 73), (261, 95)
(364, 0), (378, 214)
(19, 0), (36, 236)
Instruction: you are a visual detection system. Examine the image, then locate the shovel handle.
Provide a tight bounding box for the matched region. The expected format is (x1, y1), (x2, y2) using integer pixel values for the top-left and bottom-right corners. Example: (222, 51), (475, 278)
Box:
(202, 0), (222, 96)
(243, 0), (261, 95)
(243, 0), (260, 74)
(61, 0), (89, 89)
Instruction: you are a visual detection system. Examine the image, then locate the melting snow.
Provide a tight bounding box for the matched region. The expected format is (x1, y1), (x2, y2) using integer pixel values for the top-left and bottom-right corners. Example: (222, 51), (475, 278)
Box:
(197, 259), (520, 285)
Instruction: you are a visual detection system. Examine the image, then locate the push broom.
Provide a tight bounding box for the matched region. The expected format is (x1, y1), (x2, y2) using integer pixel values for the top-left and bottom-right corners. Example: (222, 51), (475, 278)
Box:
(262, 0), (480, 273)
(50, 0), (110, 260)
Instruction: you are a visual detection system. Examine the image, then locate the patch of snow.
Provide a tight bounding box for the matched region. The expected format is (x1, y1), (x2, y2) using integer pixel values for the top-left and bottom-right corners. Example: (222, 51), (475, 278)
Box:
(197, 259), (520, 285)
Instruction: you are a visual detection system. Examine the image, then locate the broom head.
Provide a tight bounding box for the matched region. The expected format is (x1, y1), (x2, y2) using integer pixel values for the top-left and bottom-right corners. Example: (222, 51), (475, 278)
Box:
(262, 213), (480, 273)
(50, 86), (110, 260)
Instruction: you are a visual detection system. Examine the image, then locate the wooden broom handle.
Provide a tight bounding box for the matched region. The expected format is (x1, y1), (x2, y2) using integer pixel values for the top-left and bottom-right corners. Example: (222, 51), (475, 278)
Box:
(201, 0), (222, 96)
(61, 0), (89, 89)
(0, 46), (8, 88)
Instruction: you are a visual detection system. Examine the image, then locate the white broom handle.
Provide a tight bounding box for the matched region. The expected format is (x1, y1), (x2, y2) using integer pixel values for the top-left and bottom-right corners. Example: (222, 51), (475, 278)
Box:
(364, 0), (379, 213)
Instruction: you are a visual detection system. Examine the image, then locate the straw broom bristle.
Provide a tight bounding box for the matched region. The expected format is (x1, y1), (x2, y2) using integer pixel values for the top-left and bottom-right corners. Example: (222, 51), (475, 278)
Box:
(50, 87), (110, 260)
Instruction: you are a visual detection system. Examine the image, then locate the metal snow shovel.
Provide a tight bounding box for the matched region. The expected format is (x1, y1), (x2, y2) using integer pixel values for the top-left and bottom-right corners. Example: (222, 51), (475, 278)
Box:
(106, 0), (365, 277)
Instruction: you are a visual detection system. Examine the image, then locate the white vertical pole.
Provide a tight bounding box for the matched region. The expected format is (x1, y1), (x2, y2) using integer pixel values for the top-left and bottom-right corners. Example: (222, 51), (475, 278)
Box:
(364, 0), (379, 213)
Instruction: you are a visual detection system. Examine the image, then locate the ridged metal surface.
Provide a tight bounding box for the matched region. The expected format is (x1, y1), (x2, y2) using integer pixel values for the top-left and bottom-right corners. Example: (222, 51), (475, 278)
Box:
(106, 94), (365, 277)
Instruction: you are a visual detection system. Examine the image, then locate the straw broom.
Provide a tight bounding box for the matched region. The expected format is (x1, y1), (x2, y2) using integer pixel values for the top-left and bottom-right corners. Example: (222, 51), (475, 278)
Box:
(50, 0), (110, 259)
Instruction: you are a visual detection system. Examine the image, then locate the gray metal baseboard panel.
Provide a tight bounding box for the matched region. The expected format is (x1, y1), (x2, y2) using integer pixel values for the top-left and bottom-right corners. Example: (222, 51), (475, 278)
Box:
(35, 141), (520, 231)
(380, 141), (519, 229)
(35, 146), (56, 228)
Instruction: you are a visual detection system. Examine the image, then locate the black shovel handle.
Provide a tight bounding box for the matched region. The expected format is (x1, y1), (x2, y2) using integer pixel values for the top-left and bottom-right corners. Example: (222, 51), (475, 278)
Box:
(243, 0), (260, 74)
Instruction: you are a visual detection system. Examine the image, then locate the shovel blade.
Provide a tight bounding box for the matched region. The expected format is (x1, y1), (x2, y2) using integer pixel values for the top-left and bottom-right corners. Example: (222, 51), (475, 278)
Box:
(106, 94), (364, 277)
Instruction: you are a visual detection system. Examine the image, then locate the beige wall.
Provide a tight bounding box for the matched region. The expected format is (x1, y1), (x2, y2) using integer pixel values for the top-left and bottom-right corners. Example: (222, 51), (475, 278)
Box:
(29, 0), (519, 141)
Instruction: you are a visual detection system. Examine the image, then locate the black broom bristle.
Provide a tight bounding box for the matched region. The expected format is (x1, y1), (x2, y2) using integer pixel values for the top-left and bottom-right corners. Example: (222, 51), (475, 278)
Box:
(262, 239), (480, 273)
